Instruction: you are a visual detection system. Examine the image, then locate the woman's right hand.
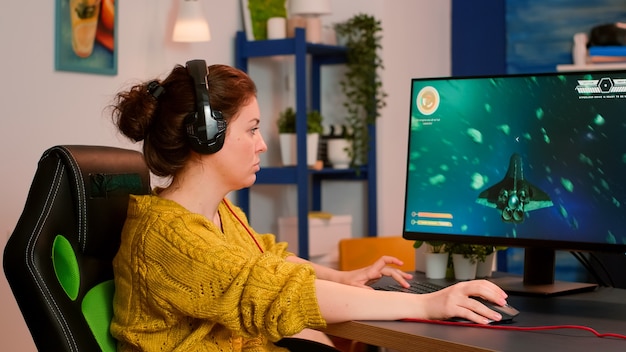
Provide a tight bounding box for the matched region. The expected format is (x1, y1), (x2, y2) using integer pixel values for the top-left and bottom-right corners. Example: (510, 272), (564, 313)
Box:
(418, 280), (509, 324)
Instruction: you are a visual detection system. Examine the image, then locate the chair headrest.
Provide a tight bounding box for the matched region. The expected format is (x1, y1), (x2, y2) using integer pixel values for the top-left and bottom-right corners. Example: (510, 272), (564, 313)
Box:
(41, 145), (151, 258)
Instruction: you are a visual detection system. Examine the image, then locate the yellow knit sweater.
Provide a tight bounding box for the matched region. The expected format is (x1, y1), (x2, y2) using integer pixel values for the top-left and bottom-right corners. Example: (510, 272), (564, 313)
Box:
(111, 195), (326, 351)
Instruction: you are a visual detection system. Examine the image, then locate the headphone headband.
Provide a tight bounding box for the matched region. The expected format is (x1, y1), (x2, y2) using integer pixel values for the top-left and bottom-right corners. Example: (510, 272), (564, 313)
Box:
(185, 59), (226, 154)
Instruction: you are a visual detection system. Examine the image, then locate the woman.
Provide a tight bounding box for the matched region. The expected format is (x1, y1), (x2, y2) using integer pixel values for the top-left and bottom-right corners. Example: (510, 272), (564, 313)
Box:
(109, 60), (509, 352)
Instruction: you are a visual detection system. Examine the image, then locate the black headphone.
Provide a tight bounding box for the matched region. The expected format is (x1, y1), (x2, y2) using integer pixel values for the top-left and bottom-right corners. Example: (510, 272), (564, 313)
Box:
(185, 59), (226, 154)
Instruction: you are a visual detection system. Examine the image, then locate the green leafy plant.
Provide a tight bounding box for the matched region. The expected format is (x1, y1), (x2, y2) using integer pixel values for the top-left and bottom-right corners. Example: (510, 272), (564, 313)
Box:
(277, 107), (296, 133)
(334, 13), (387, 167)
(246, 0), (287, 40)
(413, 240), (449, 254)
(277, 107), (323, 134)
(306, 110), (324, 134)
(447, 244), (508, 264)
(447, 243), (485, 264)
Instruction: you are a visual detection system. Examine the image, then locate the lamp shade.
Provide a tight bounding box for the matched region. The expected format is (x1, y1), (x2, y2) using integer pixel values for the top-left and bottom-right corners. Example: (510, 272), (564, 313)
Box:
(289, 0), (331, 16)
(173, 0), (211, 42)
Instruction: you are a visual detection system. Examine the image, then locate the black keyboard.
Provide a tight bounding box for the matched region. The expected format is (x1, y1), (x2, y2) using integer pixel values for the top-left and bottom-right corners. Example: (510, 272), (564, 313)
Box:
(374, 280), (447, 294)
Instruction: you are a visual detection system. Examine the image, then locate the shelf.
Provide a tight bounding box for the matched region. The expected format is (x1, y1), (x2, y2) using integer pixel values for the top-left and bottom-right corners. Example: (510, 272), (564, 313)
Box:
(237, 36), (347, 61)
(556, 63), (626, 72)
(235, 28), (378, 258)
(255, 166), (370, 184)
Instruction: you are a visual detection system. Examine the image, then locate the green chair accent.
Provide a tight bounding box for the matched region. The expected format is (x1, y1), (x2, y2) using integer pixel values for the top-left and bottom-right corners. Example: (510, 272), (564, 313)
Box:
(52, 234), (117, 351)
(52, 235), (81, 301)
(82, 280), (117, 352)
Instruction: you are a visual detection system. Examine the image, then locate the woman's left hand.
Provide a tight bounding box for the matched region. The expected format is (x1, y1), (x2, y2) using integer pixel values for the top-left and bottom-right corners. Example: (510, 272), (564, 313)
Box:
(340, 256), (413, 289)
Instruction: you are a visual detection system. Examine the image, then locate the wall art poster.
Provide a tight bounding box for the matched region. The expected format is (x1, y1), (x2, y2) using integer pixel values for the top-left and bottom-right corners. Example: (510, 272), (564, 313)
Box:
(55, 0), (117, 75)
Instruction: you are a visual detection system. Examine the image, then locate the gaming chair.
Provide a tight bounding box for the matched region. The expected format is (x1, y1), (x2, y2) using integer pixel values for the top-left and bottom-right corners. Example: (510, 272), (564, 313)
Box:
(3, 145), (150, 351)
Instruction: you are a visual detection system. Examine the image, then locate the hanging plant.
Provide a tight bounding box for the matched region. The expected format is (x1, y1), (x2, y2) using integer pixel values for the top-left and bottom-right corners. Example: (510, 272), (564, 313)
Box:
(334, 13), (387, 167)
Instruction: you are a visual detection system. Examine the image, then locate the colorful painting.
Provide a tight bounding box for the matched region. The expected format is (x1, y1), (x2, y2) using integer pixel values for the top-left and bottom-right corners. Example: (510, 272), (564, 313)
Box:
(55, 0), (117, 75)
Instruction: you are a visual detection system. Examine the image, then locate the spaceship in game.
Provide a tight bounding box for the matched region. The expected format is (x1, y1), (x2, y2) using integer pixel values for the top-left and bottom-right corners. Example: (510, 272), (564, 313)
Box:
(476, 153), (553, 223)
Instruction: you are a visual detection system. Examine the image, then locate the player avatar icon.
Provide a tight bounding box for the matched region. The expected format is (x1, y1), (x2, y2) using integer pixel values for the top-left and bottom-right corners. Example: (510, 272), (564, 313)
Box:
(476, 153), (553, 223)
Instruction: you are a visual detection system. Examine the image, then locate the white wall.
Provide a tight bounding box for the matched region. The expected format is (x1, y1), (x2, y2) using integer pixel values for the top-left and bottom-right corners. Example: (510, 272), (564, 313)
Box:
(376, 0), (452, 234)
(0, 0), (450, 349)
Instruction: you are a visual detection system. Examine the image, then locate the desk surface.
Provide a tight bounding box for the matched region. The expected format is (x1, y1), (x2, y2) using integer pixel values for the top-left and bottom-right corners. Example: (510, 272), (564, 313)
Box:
(323, 277), (626, 352)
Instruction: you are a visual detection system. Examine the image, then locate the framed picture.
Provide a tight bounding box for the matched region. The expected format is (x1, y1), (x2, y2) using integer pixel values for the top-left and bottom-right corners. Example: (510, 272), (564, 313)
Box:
(241, 0), (287, 41)
(55, 0), (117, 75)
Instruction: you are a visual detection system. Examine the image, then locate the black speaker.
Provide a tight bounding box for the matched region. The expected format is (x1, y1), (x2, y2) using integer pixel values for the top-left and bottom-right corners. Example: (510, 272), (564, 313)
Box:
(185, 59), (226, 154)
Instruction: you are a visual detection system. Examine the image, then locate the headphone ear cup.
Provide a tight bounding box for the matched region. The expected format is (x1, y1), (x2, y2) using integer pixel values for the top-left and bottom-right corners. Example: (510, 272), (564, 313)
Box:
(185, 59), (226, 154)
(185, 111), (226, 154)
(207, 110), (226, 154)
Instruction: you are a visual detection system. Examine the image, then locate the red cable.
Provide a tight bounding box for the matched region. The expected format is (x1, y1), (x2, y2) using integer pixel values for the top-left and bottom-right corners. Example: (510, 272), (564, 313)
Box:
(401, 318), (626, 340)
(223, 199), (264, 253)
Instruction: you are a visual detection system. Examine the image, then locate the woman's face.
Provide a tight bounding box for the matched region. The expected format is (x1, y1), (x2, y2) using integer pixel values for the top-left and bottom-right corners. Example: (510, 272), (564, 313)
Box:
(213, 96), (267, 190)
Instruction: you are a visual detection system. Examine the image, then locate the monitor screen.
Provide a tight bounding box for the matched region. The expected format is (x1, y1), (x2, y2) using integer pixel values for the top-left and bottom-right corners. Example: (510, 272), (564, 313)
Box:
(403, 70), (626, 295)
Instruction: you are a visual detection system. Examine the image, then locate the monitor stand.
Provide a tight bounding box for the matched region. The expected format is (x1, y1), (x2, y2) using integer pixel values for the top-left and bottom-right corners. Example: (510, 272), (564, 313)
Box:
(488, 248), (598, 296)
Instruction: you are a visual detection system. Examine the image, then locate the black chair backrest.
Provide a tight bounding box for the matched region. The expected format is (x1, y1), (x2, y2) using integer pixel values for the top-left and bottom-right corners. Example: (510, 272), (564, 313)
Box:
(3, 145), (150, 351)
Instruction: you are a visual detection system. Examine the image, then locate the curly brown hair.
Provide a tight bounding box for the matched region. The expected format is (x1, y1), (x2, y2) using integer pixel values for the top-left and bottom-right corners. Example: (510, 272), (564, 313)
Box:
(111, 63), (256, 177)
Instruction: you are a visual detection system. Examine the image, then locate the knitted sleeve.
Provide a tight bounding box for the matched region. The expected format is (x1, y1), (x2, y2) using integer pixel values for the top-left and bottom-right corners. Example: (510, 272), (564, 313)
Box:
(142, 212), (325, 341)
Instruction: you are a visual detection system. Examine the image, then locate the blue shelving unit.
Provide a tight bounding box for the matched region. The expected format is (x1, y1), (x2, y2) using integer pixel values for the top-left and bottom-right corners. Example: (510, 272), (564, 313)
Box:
(235, 28), (378, 259)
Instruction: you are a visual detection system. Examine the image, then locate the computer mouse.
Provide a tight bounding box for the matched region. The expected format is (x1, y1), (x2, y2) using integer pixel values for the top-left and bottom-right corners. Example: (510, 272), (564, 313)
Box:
(471, 296), (520, 322)
(447, 296), (520, 324)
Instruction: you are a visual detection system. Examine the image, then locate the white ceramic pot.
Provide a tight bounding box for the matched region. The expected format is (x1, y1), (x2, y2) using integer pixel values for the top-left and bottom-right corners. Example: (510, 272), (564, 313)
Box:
(424, 252), (448, 279)
(476, 252), (495, 278)
(279, 133), (319, 167)
(306, 133), (319, 166)
(279, 133), (296, 166)
(327, 138), (351, 169)
(452, 254), (477, 281)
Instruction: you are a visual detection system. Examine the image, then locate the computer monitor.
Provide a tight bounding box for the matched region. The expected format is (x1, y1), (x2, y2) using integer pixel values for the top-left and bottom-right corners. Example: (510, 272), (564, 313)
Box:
(403, 70), (626, 296)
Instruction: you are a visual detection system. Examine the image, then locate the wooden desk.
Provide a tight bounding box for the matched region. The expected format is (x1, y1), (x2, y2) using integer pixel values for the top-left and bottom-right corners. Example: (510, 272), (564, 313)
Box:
(323, 285), (626, 351)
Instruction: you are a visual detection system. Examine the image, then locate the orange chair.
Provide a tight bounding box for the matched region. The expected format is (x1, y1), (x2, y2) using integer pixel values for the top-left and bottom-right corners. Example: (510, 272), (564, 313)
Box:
(338, 236), (416, 271)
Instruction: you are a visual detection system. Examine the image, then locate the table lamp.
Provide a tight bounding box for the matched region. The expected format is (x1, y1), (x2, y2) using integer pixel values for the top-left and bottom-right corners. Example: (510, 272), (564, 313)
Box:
(288, 0), (331, 43)
(172, 0), (211, 42)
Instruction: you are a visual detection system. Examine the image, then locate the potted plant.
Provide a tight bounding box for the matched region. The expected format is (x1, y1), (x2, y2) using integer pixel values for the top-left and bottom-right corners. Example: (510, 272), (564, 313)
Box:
(334, 14), (387, 168)
(326, 125), (351, 169)
(475, 245), (507, 278)
(444, 243), (508, 280)
(277, 107), (323, 166)
(447, 243), (485, 280)
(413, 240), (450, 279)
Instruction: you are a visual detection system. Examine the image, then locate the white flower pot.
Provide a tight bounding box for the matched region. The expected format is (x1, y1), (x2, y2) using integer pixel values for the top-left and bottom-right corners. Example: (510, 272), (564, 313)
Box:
(424, 252), (448, 279)
(476, 252), (495, 278)
(327, 138), (351, 169)
(279, 133), (319, 167)
(452, 254), (477, 281)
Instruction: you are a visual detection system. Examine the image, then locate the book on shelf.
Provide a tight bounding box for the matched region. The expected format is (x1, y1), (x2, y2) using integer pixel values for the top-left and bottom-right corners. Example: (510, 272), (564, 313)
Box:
(588, 46), (626, 63)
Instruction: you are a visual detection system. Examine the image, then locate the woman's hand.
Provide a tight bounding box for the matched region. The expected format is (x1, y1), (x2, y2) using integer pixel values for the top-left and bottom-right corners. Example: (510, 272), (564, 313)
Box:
(339, 256), (414, 289)
(418, 280), (509, 324)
